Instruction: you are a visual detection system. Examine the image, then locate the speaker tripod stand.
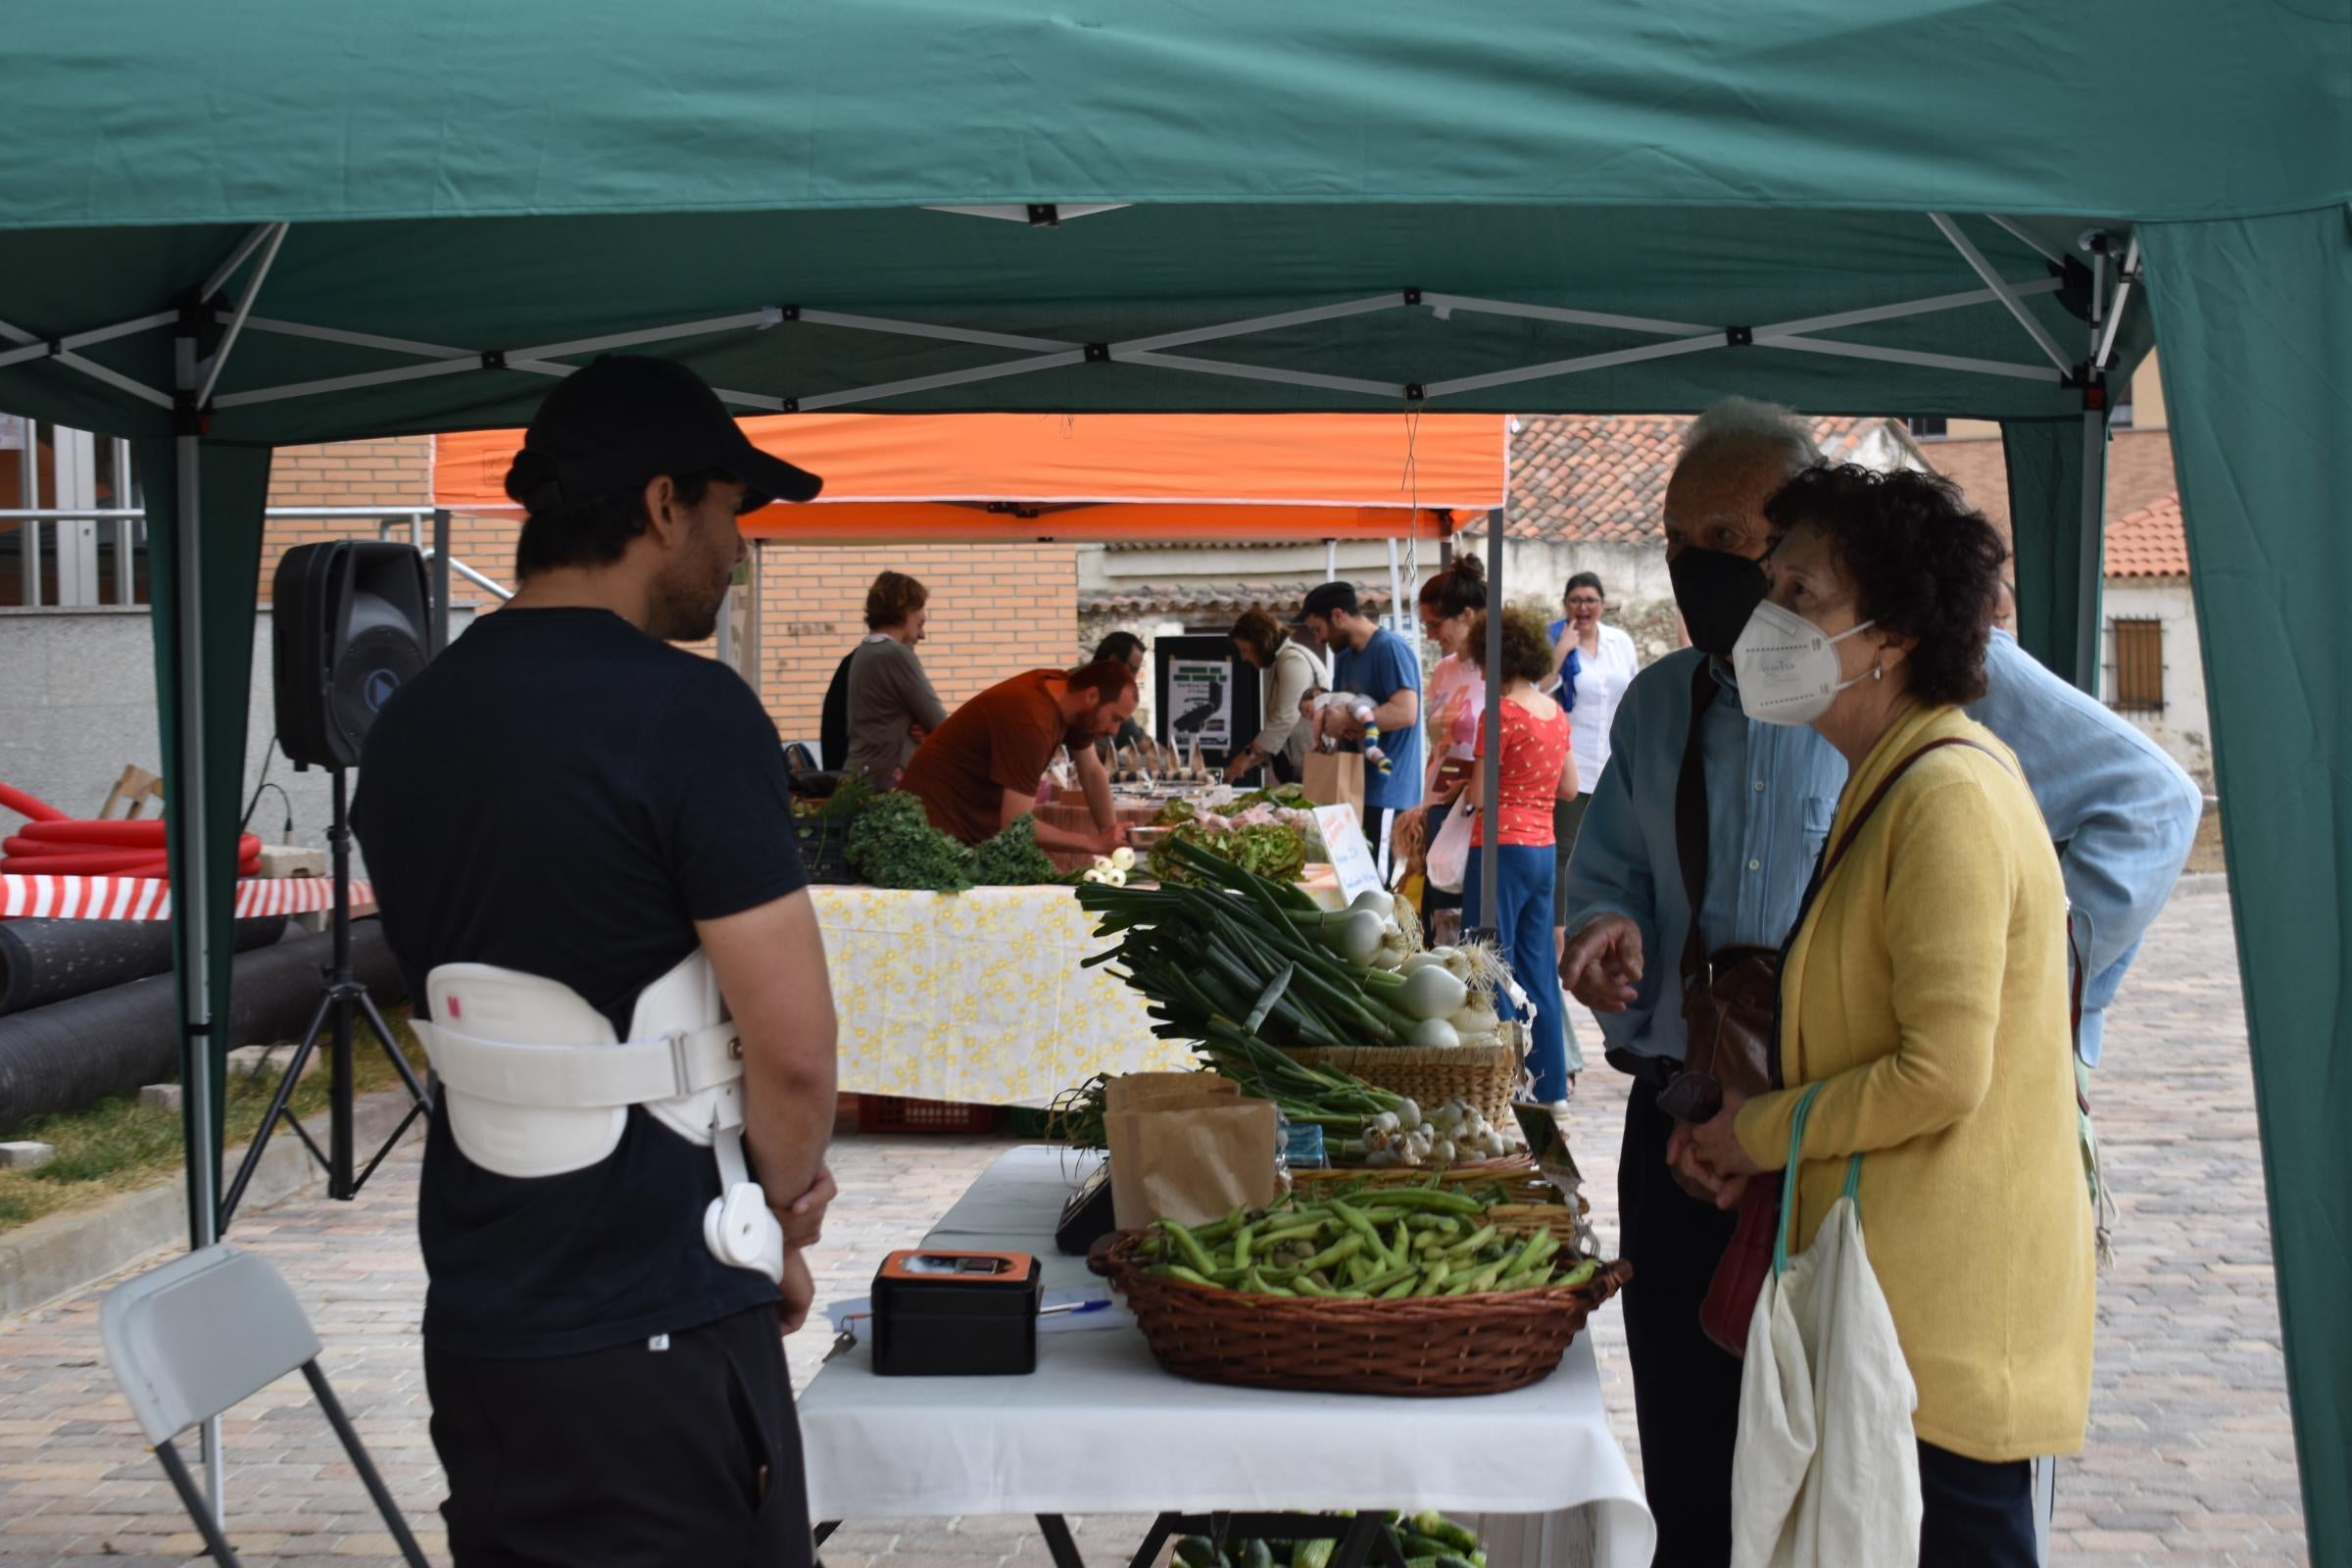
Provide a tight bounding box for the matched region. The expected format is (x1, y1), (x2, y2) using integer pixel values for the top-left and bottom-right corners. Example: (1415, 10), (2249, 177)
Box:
(220, 768), (430, 1228)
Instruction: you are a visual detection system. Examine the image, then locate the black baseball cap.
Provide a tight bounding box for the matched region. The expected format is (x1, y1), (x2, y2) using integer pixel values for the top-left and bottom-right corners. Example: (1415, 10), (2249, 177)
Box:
(504, 356), (822, 514)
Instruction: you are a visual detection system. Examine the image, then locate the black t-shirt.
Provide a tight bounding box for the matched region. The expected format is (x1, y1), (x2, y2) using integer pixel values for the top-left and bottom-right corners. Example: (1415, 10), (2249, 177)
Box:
(351, 608), (808, 1359)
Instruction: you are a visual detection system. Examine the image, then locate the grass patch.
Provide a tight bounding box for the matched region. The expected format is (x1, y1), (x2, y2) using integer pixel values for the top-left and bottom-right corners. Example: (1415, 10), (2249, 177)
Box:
(0, 1007), (428, 1235)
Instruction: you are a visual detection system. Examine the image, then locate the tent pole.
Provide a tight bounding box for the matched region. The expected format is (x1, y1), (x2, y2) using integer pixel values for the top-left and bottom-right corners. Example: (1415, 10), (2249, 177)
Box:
(429, 509), (452, 656)
(170, 323), (226, 1526)
(2073, 410), (2106, 694)
(1325, 540), (1337, 582)
(2072, 250), (2111, 694)
(1478, 512), (1503, 935)
(1386, 538), (1405, 637)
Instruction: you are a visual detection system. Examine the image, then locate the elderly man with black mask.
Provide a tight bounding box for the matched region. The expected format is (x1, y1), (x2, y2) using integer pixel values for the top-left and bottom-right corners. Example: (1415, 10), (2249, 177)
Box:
(1560, 397), (2201, 1568)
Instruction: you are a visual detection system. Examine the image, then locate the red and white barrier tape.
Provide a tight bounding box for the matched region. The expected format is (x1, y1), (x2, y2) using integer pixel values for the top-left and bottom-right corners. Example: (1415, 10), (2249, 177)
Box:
(0, 874), (374, 921)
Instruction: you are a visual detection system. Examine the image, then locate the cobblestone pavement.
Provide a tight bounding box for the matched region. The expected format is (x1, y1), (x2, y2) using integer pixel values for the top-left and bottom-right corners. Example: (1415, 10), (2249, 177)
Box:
(0, 891), (2306, 1565)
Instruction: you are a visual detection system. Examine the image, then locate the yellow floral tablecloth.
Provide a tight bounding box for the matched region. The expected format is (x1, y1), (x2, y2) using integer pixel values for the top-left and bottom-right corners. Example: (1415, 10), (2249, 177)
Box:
(810, 885), (1192, 1104)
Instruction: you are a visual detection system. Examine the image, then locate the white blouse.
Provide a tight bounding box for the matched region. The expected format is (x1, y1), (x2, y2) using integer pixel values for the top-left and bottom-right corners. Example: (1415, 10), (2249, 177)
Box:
(1568, 622), (1641, 794)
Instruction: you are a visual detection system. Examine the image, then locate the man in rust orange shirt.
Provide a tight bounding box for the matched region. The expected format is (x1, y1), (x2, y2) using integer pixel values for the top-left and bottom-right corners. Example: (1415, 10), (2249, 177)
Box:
(898, 660), (1136, 852)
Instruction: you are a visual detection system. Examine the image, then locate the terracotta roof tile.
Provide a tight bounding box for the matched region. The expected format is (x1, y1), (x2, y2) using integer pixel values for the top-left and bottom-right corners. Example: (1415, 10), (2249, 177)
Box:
(1922, 426), (2186, 580)
(1505, 415), (1888, 543)
(1080, 581), (1394, 618)
(2107, 494), (2188, 579)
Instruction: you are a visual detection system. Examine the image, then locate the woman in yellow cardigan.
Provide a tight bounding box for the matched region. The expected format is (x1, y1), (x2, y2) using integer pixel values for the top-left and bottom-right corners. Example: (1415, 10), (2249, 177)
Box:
(1674, 464), (2094, 1567)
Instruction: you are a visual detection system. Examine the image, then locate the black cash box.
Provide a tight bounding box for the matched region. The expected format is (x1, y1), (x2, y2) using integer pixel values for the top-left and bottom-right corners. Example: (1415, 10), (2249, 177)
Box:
(870, 1250), (1043, 1376)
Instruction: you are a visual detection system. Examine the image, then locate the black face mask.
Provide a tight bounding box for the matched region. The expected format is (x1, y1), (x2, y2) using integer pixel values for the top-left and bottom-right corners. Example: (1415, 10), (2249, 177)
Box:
(1668, 546), (1769, 658)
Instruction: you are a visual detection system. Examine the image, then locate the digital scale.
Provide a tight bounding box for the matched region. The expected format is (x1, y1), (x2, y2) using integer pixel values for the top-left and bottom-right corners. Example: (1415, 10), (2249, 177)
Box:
(870, 1250), (1044, 1377)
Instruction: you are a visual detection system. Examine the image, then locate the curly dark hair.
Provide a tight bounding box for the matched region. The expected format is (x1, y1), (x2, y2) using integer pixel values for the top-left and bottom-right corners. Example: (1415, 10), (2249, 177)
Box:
(1466, 606), (1557, 686)
(1761, 464), (2010, 708)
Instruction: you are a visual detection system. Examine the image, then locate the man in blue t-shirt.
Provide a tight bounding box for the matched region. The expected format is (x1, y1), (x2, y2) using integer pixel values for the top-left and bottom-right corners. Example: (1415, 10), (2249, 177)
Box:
(355, 357), (839, 1567)
(1301, 580), (1423, 878)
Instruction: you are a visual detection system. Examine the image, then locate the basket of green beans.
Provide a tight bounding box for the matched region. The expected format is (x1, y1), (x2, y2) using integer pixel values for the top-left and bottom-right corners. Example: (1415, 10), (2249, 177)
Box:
(1087, 1177), (1632, 1396)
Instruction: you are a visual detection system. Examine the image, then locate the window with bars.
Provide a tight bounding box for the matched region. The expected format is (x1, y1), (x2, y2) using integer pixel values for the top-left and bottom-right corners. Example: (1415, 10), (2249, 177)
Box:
(2109, 617), (2165, 712)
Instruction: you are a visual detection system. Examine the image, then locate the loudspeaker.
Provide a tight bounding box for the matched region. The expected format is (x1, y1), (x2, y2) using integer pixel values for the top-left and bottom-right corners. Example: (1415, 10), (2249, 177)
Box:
(271, 541), (432, 770)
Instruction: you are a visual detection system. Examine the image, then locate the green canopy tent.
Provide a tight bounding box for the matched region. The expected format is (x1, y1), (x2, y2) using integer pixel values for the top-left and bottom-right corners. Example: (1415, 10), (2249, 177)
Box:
(0, 2), (2344, 1553)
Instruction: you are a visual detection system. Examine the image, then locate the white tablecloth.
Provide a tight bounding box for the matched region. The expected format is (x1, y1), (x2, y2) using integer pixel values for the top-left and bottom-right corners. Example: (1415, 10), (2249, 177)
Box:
(810, 886), (1191, 1104)
(799, 1148), (1654, 1568)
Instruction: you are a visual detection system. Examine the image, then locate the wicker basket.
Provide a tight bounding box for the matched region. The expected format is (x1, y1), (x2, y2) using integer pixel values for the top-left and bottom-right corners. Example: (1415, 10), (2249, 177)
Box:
(1091, 1230), (1631, 1396)
(1279, 1042), (1526, 1131)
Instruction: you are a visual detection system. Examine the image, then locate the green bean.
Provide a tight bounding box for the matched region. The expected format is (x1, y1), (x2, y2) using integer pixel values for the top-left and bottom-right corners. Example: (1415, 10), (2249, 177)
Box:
(1329, 1200), (1389, 1261)
(1446, 1261), (1507, 1296)
(1376, 1188), (1486, 1216)
(1297, 1234), (1364, 1274)
(1230, 1224), (1256, 1270)
(1499, 1230), (1559, 1281)
(1339, 1263), (1422, 1298)
(1442, 1224), (1498, 1259)
(1162, 1221), (1218, 1275)
(1251, 1222), (1325, 1253)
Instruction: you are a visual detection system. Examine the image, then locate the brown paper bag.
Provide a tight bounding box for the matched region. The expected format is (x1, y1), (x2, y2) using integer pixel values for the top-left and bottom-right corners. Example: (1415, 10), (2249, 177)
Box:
(1105, 1091), (1281, 1230)
(1300, 749), (1367, 820)
(1104, 1072), (1238, 1113)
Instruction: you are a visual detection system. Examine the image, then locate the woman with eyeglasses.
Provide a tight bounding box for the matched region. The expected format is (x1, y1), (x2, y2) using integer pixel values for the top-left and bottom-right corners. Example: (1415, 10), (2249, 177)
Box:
(1547, 572), (1640, 956)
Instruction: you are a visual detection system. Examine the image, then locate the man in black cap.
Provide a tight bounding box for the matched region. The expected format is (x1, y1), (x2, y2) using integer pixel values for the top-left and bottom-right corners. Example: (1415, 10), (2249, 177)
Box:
(353, 357), (837, 1566)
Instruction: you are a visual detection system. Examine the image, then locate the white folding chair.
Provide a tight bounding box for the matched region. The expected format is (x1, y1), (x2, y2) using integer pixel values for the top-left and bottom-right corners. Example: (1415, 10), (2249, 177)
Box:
(100, 1244), (430, 1568)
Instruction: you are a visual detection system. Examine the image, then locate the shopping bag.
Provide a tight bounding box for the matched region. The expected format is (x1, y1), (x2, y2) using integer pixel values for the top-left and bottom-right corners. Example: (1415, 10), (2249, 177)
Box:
(1427, 802), (1476, 893)
(1300, 749), (1366, 820)
(1731, 1084), (1921, 1568)
(1104, 1079), (1281, 1230)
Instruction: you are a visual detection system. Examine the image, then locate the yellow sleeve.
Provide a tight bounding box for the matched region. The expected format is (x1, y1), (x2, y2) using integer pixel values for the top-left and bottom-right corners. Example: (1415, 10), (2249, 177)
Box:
(1736, 775), (2012, 1169)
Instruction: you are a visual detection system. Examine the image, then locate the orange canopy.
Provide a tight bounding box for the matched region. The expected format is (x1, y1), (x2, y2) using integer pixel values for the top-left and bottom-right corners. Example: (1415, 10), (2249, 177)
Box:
(433, 414), (1506, 542)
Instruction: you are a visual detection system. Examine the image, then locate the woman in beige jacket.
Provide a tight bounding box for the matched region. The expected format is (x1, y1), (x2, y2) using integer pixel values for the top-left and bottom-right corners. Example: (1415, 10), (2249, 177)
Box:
(1675, 464), (2094, 1567)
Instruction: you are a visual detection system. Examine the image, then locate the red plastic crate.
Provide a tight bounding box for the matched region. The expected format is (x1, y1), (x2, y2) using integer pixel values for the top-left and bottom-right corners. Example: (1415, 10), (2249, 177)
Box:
(854, 1095), (1007, 1135)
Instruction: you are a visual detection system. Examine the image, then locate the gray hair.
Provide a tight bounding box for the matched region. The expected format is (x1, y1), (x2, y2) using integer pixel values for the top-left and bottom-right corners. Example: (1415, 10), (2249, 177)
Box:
(1680, 396), (1819, 481)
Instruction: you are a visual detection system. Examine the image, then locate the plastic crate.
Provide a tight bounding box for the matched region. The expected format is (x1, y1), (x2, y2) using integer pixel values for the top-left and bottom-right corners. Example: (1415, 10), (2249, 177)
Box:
(855, 1096), (1007, 1135)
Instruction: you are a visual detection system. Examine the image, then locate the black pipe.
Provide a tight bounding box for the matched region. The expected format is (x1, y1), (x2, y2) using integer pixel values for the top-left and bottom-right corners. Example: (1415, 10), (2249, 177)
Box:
(0, 916), (287, 1016)
(0, 920), (406, 1131)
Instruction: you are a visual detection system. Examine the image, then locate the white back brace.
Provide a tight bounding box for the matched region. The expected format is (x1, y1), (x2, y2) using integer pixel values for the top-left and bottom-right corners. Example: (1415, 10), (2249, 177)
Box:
(413, 952), (783, 1281)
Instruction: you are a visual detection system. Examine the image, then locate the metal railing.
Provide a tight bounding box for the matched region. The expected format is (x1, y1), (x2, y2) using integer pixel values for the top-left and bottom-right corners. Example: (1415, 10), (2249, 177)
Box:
(1, 505), (513, 656)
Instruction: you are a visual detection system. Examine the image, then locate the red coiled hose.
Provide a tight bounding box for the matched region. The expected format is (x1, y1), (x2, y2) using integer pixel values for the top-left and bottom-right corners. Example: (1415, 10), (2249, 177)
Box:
(0, 781), (261, 879)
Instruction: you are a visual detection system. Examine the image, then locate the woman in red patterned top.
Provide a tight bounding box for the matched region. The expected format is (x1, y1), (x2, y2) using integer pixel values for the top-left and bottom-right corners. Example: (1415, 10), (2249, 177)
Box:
(1460, 605), (1581, 1101)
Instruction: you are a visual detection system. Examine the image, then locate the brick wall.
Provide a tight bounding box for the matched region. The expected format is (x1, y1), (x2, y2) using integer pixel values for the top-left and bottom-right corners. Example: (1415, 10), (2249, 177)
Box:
(757, 545), (1080, 742)
(259, 436), (439, 601)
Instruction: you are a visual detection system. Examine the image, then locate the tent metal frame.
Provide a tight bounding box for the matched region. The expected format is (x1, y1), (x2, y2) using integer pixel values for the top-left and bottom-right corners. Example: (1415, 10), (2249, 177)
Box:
(0, 216), (2097, 417)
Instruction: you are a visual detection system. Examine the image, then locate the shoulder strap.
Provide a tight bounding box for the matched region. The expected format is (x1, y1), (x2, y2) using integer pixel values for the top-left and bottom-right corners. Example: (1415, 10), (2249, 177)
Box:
(1816, 735), (2004, 895)
(1675, 659), (1719, 989)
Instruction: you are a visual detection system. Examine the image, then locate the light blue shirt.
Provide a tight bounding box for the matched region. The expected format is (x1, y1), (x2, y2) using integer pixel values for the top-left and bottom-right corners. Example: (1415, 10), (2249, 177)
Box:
(1564, 630), (2202, 1068)
(1333, 626), (1425, 812)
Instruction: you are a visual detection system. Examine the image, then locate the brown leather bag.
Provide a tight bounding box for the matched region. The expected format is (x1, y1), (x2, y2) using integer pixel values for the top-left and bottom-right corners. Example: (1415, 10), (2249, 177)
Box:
(1694, 731), (1997, 1356)
(1660, 662), (1782, 1129)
